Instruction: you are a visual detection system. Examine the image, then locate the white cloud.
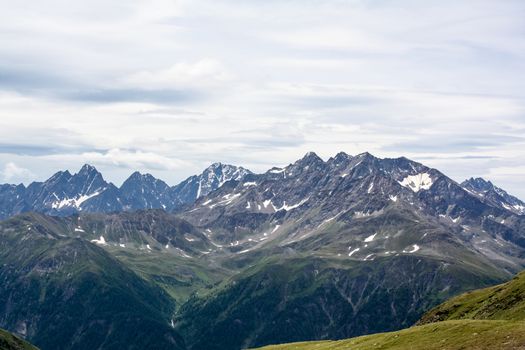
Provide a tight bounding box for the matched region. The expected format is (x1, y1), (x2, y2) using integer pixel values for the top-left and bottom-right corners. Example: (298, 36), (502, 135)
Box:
(0, 0), (523, 197)
(122, 59), (233, 89)
(43, 149), (190, 171)
(1, 162), (34, 183)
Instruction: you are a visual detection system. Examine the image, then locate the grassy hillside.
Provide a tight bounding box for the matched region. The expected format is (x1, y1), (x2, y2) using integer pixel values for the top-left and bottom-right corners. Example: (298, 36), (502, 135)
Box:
(0, 328), (38, 350)
(254, 320), (525, 350)
(419, 270), (525, 323)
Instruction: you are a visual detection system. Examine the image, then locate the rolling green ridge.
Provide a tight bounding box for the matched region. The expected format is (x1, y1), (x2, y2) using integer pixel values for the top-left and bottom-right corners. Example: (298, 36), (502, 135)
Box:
(253, 320), (525, 350)
(419, 269), (525, 323)
(0, 328), (38, 350)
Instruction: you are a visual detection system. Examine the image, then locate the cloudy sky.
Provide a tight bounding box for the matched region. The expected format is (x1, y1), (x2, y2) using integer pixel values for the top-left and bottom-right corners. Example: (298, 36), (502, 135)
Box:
(0, 0), (524, 198)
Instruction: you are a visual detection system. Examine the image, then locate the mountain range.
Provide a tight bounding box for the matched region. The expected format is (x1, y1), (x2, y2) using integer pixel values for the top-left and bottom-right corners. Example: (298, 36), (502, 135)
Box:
(173, 151), (525, 349)
(0, 162), (251, 219)
(0, 151), (524, 350)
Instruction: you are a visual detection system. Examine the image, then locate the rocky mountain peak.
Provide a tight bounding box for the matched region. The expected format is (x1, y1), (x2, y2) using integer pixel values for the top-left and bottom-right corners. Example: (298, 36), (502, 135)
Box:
(333, 151), (352, 162)
(301, 151), (323, 163)
(208, 162), (223, 169)
(288, 152), (325, 172)
(78, 164), (100, 177)
(461, 177), (525, 215)
(124, 171), (160, 184)
(47, 170), (73, 184)
(462, 177), (493, 192)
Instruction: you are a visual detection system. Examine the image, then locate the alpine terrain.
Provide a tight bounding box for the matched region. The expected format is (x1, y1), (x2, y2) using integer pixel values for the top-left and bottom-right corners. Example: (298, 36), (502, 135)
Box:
(255, 269), (525, 350)
(0, 152), (524, 350)
(0, 163), (251, 219)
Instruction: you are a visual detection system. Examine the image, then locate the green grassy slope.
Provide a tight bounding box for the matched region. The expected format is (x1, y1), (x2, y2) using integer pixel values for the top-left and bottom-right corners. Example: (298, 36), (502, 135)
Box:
(254, 320), (525, 350)
(419, 270), (525, 324)
(0, 328), (38, 350)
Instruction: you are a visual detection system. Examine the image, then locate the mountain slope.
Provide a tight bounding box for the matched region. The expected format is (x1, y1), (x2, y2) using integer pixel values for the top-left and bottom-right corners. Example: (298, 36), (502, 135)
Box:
(253, 320), (525, 350)
(0, 328), (38, 350)
(175, 255), (504, 350)
(254, 268), (525, 350)
(419, 269), (525, 323)
(71, 210), (214, 257)
(0, 213), (185, 350)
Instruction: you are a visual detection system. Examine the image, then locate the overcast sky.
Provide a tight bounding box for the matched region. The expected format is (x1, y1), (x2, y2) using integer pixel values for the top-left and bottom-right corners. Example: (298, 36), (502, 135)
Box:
(0, 0), (524, 198)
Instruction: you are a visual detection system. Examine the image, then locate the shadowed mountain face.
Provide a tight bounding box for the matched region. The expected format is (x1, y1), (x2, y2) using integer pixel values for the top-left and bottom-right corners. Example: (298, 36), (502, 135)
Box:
(0, 163), (252, 219)
(254, 267), (525, 350)
(176, 256), (502, 350)
(0, 151), (524, 350)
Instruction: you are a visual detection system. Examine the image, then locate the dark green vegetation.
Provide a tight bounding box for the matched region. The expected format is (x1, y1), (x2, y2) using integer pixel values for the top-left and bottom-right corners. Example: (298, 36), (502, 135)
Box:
(0, 328), (38, 350)
(253, 266), (525, 350)
(0, 213), (185, 350)
(175, 255), (503, 350)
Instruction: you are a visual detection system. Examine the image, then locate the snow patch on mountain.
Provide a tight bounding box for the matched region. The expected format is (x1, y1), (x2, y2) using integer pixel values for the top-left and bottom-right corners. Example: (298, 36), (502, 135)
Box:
(91, 236), (107, 245)
(403, 244), (420, 253)
(269, 168), (285, 174)
(399, 173), (433, 192)
(364, 233), (377, 242)
(275, 197), (309, 211)
(52, 190), (105, 210)
(348, 247), (360, 257)
(208, 193), (241, 208)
